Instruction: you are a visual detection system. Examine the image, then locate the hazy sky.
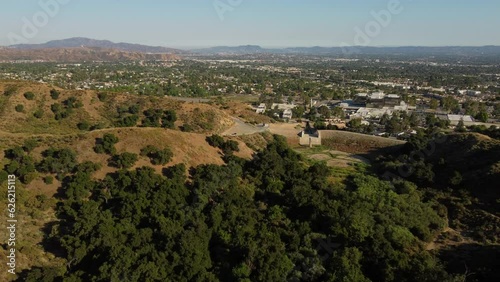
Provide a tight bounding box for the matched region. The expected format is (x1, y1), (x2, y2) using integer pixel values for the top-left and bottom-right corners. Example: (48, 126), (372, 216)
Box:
(1, 0), (499, 48)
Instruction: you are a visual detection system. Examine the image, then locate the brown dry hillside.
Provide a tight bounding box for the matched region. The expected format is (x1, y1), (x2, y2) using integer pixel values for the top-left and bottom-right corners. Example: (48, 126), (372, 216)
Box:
(321, 130), (406, 156)
(218, 101), (274, 125)
(0, 79), (249, 208)
(0, 80), (234, 135)
(21, 127), (253, 188)
(0, 81), (253, 281)
(0, 79), (250, 180)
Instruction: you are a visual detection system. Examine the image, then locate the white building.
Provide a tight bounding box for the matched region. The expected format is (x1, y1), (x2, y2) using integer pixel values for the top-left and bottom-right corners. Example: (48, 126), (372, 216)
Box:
(256, 103), (266, 114)
(283, 109), (293, 120)
(370, 92), (386, 100)
(448, 114), (474, 123)
(271, 103), (297, 111)
(353, 107), (393, 119)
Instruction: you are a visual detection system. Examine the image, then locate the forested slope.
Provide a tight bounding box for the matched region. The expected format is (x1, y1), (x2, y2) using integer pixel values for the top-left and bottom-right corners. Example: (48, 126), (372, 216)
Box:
(10, 136), (465, 281)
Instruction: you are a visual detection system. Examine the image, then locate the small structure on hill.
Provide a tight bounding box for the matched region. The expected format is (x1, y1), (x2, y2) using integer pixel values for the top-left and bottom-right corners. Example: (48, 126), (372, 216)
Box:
(299, 123), (322, 147)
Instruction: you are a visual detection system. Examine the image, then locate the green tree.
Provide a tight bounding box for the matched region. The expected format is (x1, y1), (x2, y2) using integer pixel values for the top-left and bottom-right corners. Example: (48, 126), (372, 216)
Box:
(110, 152), (138, 169)
(206, 135), (225, 148)
(317, 106), (331, 118)
(23, 138), (39, 153)
(347, 118), (362, 131)
(24, 91), (35, 100)
(77, 121), (91, 131)
(141, 146), (173, 165)
(37, 148), (78, 175)
(475, 111), (489, 123)
(50, 89), (60, 100)
(97, 92), (108, 102)
(44, 176), (54, 184)
(15, 104), (24, 113)
(455, 119), (466, 132)
(332, 107), (345, 118)
(94, 134), (119, 155)
(162, 110), (177, 129)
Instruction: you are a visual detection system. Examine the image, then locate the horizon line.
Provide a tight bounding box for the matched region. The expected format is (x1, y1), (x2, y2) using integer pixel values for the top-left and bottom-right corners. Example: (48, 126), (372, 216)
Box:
(2, 37), (500, 50)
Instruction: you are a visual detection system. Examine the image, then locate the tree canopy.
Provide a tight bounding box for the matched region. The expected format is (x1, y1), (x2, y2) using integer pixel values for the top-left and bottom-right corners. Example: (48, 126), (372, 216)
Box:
(19, 135), (465, 281)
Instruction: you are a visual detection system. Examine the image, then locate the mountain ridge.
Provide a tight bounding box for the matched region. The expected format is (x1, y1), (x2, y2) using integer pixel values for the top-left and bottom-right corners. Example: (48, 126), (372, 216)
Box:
(9, 37), (185, 54)
(5, 38), (500, 57)
(192, 45), (500, 56)
(0, 46), (179, 62)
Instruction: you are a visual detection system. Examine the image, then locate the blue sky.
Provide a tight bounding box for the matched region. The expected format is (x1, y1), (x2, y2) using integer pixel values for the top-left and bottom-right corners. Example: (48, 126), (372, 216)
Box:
(1, 0), (499, 48)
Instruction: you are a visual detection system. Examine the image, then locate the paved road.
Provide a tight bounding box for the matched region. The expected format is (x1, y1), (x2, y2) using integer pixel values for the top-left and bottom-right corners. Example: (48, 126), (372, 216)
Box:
(221, 118), (268, 136)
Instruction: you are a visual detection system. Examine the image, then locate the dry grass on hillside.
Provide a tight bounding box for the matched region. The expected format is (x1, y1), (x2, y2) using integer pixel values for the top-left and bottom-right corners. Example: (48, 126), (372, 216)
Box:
(0, 81), (253, 280)
(219, 101), (273, 125)
(0, 81), (236, 136)
(321, 130), (406, 155)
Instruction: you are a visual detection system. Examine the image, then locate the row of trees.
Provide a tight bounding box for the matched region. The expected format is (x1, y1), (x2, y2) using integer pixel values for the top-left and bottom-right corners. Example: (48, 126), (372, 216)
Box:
(3, 140), (82, 184)
(51, 97), (83, 120)
(1, 133), (177, 189)
(206, 135), (240, 155)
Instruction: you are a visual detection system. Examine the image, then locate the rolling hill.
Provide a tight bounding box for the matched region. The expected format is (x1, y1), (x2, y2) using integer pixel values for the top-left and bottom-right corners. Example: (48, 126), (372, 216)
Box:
(0, 80), (259, 281)
(0, 80), (242, 162)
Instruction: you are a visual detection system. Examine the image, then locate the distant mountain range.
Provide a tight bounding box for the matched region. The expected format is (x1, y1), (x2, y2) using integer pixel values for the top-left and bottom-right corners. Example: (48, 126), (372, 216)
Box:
(0, 47), (179, 62)
(192, 45), (500, 56)
(191, 45), (267, 55)
(2, 38), (500, 59)
(9, 37), (185, 54)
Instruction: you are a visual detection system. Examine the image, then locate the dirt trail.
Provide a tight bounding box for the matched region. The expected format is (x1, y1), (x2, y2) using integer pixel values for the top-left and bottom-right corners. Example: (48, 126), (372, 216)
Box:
(222, 117), (268, 136)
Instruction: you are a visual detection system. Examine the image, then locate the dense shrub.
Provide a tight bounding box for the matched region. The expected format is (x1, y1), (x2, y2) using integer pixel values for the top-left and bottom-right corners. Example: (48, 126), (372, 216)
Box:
(64, 97), (83, 109)
(206, 134), (225, 148)
(24, 92), (35, 100)
(37, 148), (78, 175)
(0, 170), (8, 183)
(44, 176), (54, 184)
(128, 104), (140, 114)
(15, 104), (24, 113)
(206, 135), (239, 155)
(142, 109), (177, 128)
(109, 152), (138, 169)
(162, 110), (177, 129)
(3, 146), (37, 184)
(51, 103), (70, 120)
(221, 140), (240, 155)
(94, 134), (119, 155)
(77, 121), (91, 131)
(23, 138), (39, 153)
(140, 145), (173, 165)
(97, 92), (108, 102)
(117, 115), (139, 127)
(50, 89), (60, 100)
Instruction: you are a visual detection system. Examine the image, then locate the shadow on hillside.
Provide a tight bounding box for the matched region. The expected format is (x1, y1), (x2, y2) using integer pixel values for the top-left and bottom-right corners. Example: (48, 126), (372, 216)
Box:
(438, 244), (500, 282)
(39, 220), (67, 259)
(359, 143), (406, 161)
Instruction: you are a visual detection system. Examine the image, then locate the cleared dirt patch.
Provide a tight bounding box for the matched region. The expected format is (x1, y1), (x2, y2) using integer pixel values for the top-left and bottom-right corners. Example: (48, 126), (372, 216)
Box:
(321, 130), (406, 156)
